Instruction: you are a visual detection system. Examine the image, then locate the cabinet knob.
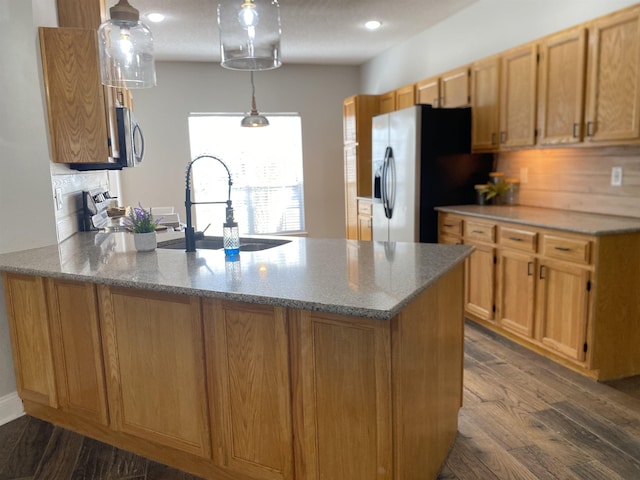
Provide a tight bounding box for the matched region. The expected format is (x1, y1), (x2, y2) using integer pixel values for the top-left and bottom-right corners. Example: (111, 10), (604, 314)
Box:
(500, 131), (506, 144)
(586, 121), (595, 137)
(573, 123), (580, 138)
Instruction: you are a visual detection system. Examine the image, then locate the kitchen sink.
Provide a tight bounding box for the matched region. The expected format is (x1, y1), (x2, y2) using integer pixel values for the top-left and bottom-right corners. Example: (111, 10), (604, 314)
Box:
(157, 236), (291, 252)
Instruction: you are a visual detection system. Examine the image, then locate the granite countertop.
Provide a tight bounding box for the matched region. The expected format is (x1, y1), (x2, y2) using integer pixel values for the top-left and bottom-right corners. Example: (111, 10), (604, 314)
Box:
(435, 205), (640, 235)
(0, 231), (472, 320)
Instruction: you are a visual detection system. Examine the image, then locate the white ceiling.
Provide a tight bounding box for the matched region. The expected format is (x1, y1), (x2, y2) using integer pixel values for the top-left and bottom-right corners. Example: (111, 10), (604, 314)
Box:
(108, 0), (479, 65)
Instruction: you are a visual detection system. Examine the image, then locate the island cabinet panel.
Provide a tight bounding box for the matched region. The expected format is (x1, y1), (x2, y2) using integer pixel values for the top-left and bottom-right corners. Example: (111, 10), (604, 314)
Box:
(203, 300), (293, 480)
(46, 279), (109, 425)
(392, 265), (464, 480)
(290, 311), (392, 480)
(3, 273), (58, 408)
(98, 286), (211, 459)
(585, 6), (640, 144)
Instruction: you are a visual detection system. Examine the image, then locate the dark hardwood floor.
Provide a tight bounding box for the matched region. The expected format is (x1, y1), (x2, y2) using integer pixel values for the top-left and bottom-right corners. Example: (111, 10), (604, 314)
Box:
(1, 320), (639, 480)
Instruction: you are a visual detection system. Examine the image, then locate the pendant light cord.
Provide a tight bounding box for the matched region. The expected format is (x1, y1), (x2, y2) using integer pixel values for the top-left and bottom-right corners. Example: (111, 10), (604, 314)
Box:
(250, 71), (258, 112)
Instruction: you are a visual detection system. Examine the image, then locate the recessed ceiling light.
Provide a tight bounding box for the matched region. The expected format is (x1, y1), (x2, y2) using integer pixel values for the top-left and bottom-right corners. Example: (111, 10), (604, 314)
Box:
(365, 20), (382, 30)
(147, 12), (165, 23)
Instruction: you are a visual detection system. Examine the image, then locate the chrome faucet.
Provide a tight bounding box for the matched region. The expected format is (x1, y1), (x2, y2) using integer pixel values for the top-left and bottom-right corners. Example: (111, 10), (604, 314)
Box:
(184, 154), (234, 252)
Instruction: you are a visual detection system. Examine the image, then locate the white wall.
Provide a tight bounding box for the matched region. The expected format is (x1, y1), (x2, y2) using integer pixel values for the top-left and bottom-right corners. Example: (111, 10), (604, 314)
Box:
(0, 0), (57, 401)
(119, 62), (359, 239)
(361, 0), (640, 94)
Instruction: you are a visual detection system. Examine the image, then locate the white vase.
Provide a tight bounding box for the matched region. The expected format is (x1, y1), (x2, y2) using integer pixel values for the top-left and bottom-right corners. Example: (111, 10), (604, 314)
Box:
(134, 232), (157, 252)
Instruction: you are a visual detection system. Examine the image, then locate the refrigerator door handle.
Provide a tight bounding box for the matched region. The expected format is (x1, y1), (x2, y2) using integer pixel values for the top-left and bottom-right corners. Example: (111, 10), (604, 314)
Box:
(382, 146), (396, 219)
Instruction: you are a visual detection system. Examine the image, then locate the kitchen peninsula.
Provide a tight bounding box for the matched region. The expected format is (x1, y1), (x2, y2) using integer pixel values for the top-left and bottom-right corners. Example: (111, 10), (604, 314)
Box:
(0, 232), (470, 480)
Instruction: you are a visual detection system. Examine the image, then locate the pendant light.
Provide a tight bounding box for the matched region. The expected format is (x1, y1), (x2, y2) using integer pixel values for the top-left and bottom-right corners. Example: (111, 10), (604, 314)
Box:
(218, 0), (282, 71)
(97, 0), (157, 88)
(241, 71), (269, 127)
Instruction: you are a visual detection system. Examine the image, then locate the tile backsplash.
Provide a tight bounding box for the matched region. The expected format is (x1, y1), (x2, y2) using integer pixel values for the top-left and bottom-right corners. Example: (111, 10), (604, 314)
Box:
(496, 145), (640, 218)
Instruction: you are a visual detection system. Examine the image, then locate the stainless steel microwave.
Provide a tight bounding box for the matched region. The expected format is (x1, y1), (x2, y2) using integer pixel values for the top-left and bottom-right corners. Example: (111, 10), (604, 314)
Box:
(71, 106), (144, 171)
(116, 106), (144, 167)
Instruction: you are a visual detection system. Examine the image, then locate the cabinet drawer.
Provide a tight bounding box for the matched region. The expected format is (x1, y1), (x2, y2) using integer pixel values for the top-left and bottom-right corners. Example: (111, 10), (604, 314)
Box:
(357, 199), (372, 216)
(541, 234), (591, 265)
(439, 214), (463, 236)
(464, 220), (495, 242)
(498, 227), (537, 252)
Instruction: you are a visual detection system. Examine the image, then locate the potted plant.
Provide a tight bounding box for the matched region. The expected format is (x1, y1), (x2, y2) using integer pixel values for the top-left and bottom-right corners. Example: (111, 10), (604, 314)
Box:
(479, 179), (512, 205)
(125, 204), (161, 251)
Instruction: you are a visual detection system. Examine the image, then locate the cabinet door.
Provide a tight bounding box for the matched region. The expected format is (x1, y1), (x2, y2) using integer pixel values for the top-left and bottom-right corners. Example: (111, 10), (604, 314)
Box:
(538, 28), (587, 145)
(378, 91), (396, 114)
(39, 27), (109, 164)
(56, 0), (106, 29)
(395, 84), (416, 110)
(464, 241), (496, 321)
(416, 76), (440, 106)
(497, 251), (536, 338)
(500, 44), (538, 147)
(99, 286), (211, 458)
(204, 300), (293, 480)
(290, 311), (391, 480)
(585, 7), (640, 143)
(3, 274), (57, 408)
(471, 56), (501, 151)
(47, 279), (109, 425)
(535, 260), (590, 361)
(441, 66), (471, 107)
(344, 144), (358, 240)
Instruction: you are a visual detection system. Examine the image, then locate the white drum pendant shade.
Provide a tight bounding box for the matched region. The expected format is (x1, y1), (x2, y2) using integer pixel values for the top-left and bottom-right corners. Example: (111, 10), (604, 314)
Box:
(218, 0), (282, 71)
(98, 0), (157, 88)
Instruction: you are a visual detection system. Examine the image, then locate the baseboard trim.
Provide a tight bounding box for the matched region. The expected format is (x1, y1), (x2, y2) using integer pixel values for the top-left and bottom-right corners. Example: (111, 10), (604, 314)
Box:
(0, 391), (24, 426)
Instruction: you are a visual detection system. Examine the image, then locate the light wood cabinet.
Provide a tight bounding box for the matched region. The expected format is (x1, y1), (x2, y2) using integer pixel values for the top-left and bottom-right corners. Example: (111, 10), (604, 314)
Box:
(378, 91), (395, 114)
(56, 0), (106, 30)
(46, 279), (109, 425)
(99, 286), (212, 458)
(290, 310), (392, 480)
(357, 198), (372, 241)
(585, 6), (640, 144)
(471, 56), (501, 151)
(499, 44), (538, 148)
(537, 27), (588, 145)
(204, 300), (293, 480)
(343, 95), (378, 240)
(39, 27), (110, 164)
(3, 273), (58, 408)
(395, 84), (416, 110)
(438, 210), (640, 380)
(417, 66), (471, 108)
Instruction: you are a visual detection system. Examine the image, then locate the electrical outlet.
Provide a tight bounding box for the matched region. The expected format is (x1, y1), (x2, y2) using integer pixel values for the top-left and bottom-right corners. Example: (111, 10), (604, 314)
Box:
(520, 167), (528, 184)
(611, 167), (623, 186)
(55, 187), (63, 210)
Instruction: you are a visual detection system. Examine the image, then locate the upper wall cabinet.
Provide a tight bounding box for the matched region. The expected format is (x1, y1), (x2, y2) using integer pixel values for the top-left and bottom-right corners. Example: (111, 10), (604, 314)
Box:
(471, 56), (501, 152)
(378, 91), (396, 114)
(537, 27), (588, 145)
(39, 27), (110, 164)
(395, 84), (416, 110)
(584, 6), (640, 144)
(417, 66), (471, 108)
(56, 0), (106, 29)
(499, 44), (538, 148)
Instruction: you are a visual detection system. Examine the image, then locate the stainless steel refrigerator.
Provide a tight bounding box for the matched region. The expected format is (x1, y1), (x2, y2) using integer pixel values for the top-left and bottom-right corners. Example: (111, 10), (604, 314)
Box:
(372, 104), (494, 243)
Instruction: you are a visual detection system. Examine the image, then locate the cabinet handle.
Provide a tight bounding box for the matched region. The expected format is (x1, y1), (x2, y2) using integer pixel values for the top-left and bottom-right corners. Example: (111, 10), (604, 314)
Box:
(491, 132), (497, 145)
(500, 131), (506, 144)
(539, 265), (546, 279)
(509, 236), (523, 242)
(572, 123), (580, 138)
(527, 262), (533, 276)
(554, 246), (571, 252)
(586, 121), (595, 137)
(443, 223), (455, 227)
(472, 230), (485, 234)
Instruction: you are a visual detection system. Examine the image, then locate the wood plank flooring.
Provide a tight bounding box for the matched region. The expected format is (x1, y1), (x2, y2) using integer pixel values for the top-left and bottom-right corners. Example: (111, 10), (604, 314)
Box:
(1, 320), (639, 480)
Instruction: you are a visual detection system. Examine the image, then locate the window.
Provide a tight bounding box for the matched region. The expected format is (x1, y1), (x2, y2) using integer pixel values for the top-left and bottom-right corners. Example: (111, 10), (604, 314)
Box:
(188, 114), (305, 236)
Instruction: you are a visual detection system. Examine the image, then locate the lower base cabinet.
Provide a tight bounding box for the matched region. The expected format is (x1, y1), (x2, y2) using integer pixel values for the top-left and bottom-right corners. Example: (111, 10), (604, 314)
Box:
(439, 211), (640, 380)
(2, 266), (465, 480)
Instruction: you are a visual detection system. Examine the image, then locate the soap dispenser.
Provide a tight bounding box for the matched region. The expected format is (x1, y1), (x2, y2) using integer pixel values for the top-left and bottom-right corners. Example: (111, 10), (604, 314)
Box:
(223, 203), (240, 258)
